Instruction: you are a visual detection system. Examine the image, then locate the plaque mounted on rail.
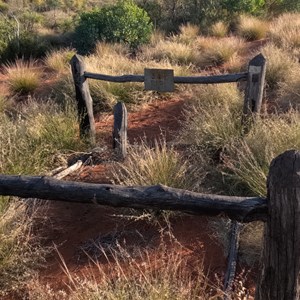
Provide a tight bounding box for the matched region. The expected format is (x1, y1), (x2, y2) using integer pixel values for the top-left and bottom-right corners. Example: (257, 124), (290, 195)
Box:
(144, 68), (174, 92)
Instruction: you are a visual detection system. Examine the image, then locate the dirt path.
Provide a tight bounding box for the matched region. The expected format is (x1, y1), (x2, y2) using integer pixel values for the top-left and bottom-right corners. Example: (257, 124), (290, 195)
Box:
(34, 96), (237, 295)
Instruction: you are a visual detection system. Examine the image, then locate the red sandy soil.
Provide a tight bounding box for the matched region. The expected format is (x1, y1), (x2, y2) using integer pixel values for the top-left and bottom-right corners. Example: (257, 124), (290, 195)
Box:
(31, 97), (256, 299)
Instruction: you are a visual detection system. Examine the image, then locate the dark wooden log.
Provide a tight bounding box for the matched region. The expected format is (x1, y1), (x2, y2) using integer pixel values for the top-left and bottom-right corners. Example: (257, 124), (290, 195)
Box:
(84, 72), (248, 84)
(113, 102), (127, 159)
(256, 150), (300, 300)
(0, 175), (267, 222)
(242, 54), (266, 128)
(70, 54), (96, 144)
(224, 221), (241, 300)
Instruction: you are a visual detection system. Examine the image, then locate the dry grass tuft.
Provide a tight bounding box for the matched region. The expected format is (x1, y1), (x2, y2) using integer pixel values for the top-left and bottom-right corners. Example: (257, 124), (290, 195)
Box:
(0, 100), (83, 175)
(198, 37), (243, 67)
(4, 59), (42, 94)
(278, 72), (300, 110)
(113, 138), (200, 191)
(173, 23), (200, 44)
(141, 39), (201, 66)
(236, 15), (269, 41)
(223, 112), (300, 197)
(210, 21), (229, 38)
(261, 43), (299, 89)
(180, 84), (243, 156)
(0, 201), (48, 297)
(44, 48), (76, 74)
(269, 13), (300, 52)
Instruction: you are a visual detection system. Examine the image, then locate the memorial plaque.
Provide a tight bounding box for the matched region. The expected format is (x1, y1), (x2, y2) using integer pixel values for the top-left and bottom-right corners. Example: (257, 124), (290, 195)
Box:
(144, 68), (174, 92)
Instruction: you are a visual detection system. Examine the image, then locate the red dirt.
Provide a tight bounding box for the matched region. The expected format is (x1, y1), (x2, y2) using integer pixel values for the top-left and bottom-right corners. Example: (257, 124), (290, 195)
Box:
(34, 96), (256, 298)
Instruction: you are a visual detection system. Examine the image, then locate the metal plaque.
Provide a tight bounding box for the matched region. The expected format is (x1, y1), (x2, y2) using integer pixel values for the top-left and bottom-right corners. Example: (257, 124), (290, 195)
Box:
(144, 68), (174, 92)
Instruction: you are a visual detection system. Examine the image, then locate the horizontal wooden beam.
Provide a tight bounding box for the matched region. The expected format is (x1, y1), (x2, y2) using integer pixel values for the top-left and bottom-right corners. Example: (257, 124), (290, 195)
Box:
(0, 175), (266, 222)
(84, 72), (248, 84)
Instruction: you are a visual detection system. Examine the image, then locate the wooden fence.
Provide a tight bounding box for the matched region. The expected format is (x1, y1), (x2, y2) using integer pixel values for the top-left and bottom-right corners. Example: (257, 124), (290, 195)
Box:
(0, 149), (300, 299)
(70, 53), (267, 157)
(4, 53), (296, 298)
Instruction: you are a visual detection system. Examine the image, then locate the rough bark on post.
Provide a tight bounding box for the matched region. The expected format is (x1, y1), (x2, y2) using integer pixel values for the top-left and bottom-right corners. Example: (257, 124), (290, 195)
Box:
(70, 54), (96, 144)
(224, 221), (241, 300)
(0, 174), (267, 222)
(256, 150), (300, 300)
(113, 102), (127, 159)
(242, 54), (266, 129)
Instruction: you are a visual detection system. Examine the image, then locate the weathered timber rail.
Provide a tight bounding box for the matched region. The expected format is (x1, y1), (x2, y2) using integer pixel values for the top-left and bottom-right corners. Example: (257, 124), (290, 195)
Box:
(0, 174), (266, 223)
(70, 53), (266, 149)
(84, 72), (248, 84)
(2, 150), (300, 299)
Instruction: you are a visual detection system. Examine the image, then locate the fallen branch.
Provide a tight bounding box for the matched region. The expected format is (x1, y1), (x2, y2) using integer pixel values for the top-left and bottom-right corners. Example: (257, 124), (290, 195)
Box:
(53, 160), (83, 180)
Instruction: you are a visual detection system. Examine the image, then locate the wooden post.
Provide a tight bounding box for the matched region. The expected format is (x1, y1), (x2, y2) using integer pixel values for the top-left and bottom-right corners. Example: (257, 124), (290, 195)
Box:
(224, 220), (241, 300)
(70, 54), (96, 145)
(242, 54), (266, 129)
(113, 102), (127, 159)
(256, 150), (300, 300)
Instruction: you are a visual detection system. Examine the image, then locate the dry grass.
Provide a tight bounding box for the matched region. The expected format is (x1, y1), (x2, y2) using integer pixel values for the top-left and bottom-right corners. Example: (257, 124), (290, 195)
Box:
(261, 43), (299, 89)
(3, 59), (42, 94)
(113, 138), (200, 191)
(269, 13), (300, 52)
(278, 72), (300, 110)
(180, 84), (243, 156)
(172, 23), (200, 44)
(236, 15), (269, 41)
(141, 39), (201, 66)
(0, 100), (83, 175)
(209, 21), (228, 38)
(27, 230), (223, 299)
(197, 37), (243, 67)
(44, 48), (76, 74)
(211, 219), (263, 266)
(224, 112), (300, 197)
(0, 201), (48, 297)
(0, 95), (11, 113)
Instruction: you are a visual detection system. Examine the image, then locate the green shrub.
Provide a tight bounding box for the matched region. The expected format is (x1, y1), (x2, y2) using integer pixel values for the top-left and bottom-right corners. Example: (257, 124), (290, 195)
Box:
(74, 0), (153, 53)
(0, 1), (9, 12)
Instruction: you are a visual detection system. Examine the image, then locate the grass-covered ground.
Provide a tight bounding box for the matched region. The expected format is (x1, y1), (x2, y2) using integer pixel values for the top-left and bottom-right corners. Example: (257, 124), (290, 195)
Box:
(0, 11), (300, 299)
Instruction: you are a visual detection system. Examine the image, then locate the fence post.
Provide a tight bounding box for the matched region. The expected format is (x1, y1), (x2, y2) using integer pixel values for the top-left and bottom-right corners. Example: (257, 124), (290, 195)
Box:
(70, 54), (96, 145)
(113, 102), (127, 159)
(242, 54), (266, 129)
(256, 150), (300, 300)
(224, 221), (241, 300)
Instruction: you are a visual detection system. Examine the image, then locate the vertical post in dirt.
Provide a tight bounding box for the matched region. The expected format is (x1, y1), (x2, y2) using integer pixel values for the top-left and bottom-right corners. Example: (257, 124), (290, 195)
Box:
(255, 150), (300, 300)
(113, 102), (127, 160)
(70, 54), (96, 145)
(223, 220), (241, 300)
(242, 54), (266, 131)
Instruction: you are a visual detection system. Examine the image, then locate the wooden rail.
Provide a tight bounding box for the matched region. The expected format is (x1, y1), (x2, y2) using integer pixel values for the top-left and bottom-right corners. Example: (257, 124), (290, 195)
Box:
(1, 150), (300, 299)
(84, 72), (248, 84)
(70, 53), (266, 146)
(0, 174), (266, 223)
